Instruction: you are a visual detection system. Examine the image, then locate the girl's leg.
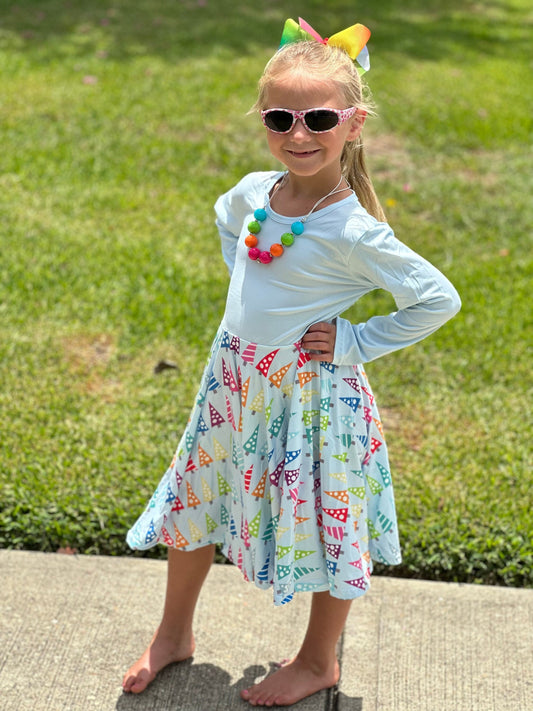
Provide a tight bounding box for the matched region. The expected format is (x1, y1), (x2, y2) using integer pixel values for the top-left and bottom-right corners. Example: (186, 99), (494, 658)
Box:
(123, 544), (215, 694)
(241, 590), (352, 707)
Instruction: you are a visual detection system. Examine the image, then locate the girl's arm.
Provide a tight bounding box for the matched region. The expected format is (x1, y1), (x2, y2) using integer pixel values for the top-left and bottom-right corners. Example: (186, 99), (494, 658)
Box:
(332, 222), (461, 365)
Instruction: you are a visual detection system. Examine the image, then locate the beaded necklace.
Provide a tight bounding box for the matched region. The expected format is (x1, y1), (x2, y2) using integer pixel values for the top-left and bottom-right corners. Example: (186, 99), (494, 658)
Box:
(246, 173), (351, 264)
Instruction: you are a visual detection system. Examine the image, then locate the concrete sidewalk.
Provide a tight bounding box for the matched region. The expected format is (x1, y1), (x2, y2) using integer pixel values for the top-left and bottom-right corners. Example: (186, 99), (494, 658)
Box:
(0, 550), (531, 711)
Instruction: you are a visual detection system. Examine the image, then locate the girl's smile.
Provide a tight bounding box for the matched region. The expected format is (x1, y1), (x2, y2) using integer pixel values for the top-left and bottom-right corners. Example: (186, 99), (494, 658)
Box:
(287, 148), (320, 157)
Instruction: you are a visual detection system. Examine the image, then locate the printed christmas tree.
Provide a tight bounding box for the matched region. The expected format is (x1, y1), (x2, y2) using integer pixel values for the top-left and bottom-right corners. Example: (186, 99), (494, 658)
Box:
(297, 349), (311, 368)
(196, 414), (209, 434)
(241, 341), (257, 364)
(198, 445), (213, 467)
(248, 510), (262, 538)
(222, 358), (239, 392)
(213, 437), (229, 461)
(370, 437), (383, 454)
(241, 376), (250, 407)
(377, 462), (392, 487)
(225, 395), (237, 430)
(345, 577), (366, 590)
(325, 489), (350, 504)
(285, 468), (300, 486)
(205, 512), (218, 534)
(251, 469), (268, 498)
(244, 464), (254, 492)
(320, 362), (336, 373)
(361, 385), (374, 403)
(220, 332), (231, 349)
(188, 518), (203, 542)
(256, 349), (279, 377)
(201, 477), (215, 503)
(373, 417), (384, 436)
(243, 425), (260, 454)
(160, 525), (174, 547)
(343, 377), (361, 392)
(285, 449), (301, 465)
(340, 396), (361, 413)
(173, 524), (189, 548)
(209, 403), (225, 428)
(269, 411), (286, 437)
(367, 476), (383, 495)
(186, 481), (201, 508)
(269, 460), (285, 486)
(302, 409), (320, 426)
(269, 361), (293, 388)
(298, 371), (318, 388)
(217, 471), (232, 496)
(171, 495), (185, 512)
(231, 441), (244, 469)
(249, 389), (265, 412)
(323, 507), (349, 523)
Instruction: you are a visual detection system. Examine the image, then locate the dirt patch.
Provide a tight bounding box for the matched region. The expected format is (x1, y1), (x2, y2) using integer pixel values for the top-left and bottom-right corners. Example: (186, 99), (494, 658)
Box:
(62, 333), (121, 401)
(62, 333), (115, 372)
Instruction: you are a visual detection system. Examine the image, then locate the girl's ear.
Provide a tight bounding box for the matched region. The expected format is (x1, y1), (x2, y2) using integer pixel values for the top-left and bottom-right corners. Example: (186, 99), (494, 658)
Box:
(346, 110), (366, 141)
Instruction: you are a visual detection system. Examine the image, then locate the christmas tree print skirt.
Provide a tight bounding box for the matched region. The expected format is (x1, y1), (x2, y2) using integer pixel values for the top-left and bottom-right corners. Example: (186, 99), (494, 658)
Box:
(127, 327), (401, 605)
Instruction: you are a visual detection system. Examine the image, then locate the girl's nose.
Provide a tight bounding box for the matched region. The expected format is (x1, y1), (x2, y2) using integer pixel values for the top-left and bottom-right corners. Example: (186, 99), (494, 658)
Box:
(291, 118), (309, 139)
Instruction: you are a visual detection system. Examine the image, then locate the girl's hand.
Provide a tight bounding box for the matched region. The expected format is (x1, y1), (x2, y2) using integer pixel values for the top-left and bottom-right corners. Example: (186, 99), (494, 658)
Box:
(302, 321), (337, 362)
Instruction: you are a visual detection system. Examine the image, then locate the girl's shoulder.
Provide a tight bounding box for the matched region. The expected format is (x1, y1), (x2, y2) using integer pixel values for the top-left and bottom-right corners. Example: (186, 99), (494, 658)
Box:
(338, 198), (391, 246)
(214, 171), (282, 223)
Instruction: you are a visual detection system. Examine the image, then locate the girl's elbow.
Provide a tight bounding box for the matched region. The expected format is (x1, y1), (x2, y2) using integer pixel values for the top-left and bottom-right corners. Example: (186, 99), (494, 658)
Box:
(448, 289), (462, 317)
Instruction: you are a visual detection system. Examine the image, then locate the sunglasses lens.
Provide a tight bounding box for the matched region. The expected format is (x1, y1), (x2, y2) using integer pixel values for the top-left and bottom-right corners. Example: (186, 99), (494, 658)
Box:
(264, 110), (294, 133)
(305, 110), (339, 132)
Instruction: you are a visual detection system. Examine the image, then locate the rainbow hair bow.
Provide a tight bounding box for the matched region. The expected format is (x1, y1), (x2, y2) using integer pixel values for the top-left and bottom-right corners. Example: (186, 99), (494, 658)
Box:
(279, 17), (371, 75)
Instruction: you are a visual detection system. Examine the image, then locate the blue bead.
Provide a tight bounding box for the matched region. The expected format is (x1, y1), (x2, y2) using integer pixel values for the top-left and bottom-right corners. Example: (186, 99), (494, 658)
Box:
(254, 208), (267, 222)
(291, 221), (305, 235)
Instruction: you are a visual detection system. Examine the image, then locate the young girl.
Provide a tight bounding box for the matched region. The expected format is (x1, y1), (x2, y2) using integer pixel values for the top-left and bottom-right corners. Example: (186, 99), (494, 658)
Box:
(123, 18), (460, 707)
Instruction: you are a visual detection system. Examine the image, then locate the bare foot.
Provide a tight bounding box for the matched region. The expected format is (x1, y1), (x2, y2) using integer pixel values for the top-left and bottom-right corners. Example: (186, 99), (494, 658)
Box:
(240, 656), (340, 706)
(122, 627), (195, 694)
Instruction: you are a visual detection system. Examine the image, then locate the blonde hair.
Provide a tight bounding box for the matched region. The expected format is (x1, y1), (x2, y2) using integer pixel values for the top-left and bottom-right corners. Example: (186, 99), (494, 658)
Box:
(253, 41), (386, 222)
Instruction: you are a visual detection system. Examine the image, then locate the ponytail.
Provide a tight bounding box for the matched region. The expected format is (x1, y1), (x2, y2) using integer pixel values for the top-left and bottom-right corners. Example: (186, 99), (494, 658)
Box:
(342, 138), (386, 222)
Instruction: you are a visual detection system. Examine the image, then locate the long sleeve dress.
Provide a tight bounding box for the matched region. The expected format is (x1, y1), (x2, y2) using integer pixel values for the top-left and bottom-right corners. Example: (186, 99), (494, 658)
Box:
(127, 171), (461, 605)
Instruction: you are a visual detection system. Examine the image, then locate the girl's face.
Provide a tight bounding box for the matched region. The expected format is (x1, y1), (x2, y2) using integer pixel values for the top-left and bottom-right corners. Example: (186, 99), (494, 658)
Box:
(263, 74), (363, 183)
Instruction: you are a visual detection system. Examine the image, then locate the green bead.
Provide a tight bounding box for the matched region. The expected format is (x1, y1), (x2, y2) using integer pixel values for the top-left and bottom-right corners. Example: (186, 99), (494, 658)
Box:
(281, 232), (294, 246)
(248, 220), (261, 234)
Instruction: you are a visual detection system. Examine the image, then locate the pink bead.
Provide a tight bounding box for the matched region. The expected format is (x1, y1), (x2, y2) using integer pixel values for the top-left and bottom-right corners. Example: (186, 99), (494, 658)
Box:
(259, 251), (273, 264)
(248, 247), (260, 260)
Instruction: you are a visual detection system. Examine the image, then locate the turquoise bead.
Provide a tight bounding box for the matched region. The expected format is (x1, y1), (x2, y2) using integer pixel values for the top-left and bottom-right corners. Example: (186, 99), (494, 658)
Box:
(291, 221), (305, 235)
(281, 232), (294, 246)
(254, 208), (267, 222)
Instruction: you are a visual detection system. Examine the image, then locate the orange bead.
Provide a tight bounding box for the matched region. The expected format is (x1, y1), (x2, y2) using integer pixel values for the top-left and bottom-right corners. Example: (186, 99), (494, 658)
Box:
(245, 234), (258, 248)
(270, 243), (284, 257)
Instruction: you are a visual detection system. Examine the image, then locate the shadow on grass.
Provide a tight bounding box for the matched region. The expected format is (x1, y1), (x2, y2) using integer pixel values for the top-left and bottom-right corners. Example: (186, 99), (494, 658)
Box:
(0, 0), (529, 65)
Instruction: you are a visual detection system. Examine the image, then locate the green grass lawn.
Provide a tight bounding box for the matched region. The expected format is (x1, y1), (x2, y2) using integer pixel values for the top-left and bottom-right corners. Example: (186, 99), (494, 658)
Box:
(1, 0), (531, 586)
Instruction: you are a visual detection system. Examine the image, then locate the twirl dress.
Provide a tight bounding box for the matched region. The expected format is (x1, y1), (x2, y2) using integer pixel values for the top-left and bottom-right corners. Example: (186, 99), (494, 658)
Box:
(127, 171), (460, 605)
